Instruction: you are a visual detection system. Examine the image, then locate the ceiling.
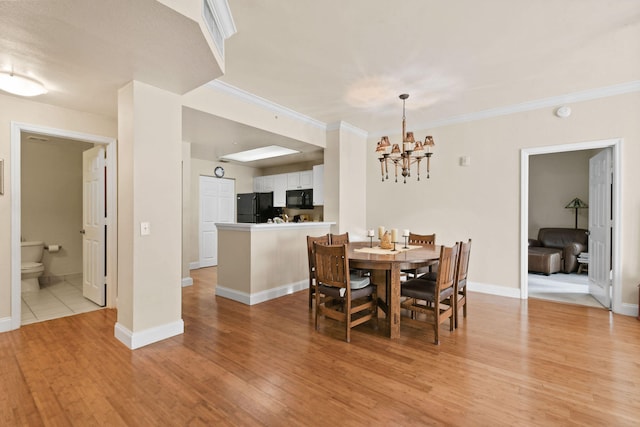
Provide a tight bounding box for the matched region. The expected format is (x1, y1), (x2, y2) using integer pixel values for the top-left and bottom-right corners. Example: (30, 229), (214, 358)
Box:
(2, 1), (639, 167)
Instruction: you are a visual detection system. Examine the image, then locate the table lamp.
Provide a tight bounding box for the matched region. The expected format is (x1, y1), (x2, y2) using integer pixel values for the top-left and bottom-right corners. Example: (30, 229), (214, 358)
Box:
(565, 197), (588, 229)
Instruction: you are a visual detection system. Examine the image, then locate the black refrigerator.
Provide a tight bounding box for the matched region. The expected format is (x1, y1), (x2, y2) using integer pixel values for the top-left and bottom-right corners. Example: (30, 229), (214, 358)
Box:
(237, 192), (274, 223)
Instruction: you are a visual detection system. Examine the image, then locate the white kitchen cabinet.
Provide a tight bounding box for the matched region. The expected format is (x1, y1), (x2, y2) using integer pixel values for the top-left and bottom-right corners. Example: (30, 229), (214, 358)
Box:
(253, 176), (264, 192)
(286, 172), (300, 189)
(287, 171), (313, 190)
(300, 170), (313, 189)
(254, 175), (275, 193)
(273, 173), (287, 207)
(313, 164), (324, 206)
(262, 175), (275, 192)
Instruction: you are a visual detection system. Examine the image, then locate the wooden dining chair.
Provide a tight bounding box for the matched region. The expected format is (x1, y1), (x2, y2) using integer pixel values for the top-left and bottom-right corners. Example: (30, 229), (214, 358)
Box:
(454, 239), (472, 328)
(306, 234), (330, 309)
(329, 232), (349, 245)
(330, 231), (371, 279)
(408, 232), (436, 245)
(404, 232), (436, 279)
(400, 243), (459, 344)
(314, 242), (378, 342)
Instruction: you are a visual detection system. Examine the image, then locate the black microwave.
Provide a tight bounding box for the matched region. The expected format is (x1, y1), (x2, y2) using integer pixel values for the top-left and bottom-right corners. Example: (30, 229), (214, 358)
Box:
(286, 189), (313, 209)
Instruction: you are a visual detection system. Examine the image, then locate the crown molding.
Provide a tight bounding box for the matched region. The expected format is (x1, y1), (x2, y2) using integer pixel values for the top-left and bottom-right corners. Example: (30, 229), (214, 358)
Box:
(326, 121), (369, 138)
(207, 0), (236, 38)
(373, 80), (640, 137)
(206, 80), (327, 130)
(209, 79), (640, 138)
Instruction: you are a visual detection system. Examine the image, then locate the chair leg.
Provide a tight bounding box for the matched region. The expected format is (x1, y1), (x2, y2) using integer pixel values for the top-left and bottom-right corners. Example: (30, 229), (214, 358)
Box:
(454, 296), (458, 329)
(372, 290), (379, 331)
(314, 288), (321, 331)
(433, 301), (440, 345)
(345, 296), (351, 343)
(463, 291), (467, 318)
(309, 279), (314, 309)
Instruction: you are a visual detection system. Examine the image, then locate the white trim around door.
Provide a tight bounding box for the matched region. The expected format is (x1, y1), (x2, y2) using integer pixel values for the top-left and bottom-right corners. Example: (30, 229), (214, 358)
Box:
(10, 122), (118, 331)
(520, 138), (624, 314)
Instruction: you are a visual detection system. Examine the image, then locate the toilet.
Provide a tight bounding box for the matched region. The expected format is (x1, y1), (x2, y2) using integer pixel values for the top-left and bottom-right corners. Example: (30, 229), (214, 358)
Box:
(21, 241), (45, 292)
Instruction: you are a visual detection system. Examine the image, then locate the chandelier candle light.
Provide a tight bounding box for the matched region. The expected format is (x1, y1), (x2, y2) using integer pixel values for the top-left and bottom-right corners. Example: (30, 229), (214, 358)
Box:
(376, 94), (435, 183)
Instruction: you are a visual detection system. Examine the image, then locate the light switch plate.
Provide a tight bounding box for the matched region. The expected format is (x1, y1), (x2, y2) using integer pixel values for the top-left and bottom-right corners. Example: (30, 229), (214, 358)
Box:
(140, 222), (151, 236)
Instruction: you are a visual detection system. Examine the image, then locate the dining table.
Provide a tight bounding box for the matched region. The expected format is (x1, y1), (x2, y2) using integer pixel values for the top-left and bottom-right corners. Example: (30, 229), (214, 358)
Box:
(347, 241), (440, 339)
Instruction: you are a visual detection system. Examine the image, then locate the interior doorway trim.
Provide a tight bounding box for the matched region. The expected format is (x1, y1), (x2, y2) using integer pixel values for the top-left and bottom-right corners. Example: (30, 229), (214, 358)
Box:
(520, 138), (622, 313)
(10, 122), (118, 330)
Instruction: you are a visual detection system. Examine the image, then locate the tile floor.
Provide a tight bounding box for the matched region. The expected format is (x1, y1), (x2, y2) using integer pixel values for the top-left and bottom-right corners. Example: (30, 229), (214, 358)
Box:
(21, 274), (103, 325)
(528, 272), (605, 308)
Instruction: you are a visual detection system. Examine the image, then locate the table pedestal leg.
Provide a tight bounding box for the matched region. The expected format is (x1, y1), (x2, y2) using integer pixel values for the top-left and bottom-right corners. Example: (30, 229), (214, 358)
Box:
(389, 264), (402, 339)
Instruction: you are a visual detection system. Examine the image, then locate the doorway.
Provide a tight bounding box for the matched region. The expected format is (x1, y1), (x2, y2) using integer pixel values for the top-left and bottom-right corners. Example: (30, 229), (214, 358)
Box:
(10, 122), (117, 330)
(199, 175), (235, 267)
(520, 139), (622, 312)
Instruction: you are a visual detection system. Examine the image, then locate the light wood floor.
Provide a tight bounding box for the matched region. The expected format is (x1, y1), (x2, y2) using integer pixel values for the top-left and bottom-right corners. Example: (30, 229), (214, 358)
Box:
(1, 267), (639, 426)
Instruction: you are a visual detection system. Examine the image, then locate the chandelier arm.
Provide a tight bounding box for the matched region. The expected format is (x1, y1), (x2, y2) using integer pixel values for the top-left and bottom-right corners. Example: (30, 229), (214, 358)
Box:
(394, 159), (399, 183)
(385, 156), (389, 180)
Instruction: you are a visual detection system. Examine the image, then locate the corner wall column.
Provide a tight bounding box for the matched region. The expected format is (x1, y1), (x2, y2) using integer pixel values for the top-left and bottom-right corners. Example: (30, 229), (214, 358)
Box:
(115, 81), (184, 349)
(324, 122), (368, 236)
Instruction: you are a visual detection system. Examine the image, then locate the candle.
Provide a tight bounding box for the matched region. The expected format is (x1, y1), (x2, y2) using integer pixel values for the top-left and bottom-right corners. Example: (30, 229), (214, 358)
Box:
(403, 229), (410, 237)
(391, 228), (398, 242)
(378, 226), (385, 239)
(367, 229), (375, 237)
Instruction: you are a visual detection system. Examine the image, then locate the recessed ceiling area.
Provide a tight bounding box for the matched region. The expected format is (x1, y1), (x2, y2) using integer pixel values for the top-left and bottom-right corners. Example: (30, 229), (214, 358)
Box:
(182, 107), (324, 169)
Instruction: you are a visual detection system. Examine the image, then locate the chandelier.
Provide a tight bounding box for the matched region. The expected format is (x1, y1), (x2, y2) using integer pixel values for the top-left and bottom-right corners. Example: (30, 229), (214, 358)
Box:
(375, 94), (434, 183)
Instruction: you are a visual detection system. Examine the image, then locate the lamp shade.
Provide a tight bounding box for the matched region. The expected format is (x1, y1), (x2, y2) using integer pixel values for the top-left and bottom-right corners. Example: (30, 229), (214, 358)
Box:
(565, 198), (588, 209)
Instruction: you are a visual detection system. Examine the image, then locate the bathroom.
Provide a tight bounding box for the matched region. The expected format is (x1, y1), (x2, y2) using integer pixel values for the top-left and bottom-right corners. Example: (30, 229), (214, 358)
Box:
(20, 133), (102, 324)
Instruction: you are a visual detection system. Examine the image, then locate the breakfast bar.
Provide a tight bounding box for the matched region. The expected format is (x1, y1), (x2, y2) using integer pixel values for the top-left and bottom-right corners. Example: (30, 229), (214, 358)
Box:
(215, 222), (335, 305)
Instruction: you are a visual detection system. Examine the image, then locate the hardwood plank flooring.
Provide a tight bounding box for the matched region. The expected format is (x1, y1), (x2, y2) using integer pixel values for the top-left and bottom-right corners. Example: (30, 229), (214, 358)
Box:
(1, 267), (639, 426)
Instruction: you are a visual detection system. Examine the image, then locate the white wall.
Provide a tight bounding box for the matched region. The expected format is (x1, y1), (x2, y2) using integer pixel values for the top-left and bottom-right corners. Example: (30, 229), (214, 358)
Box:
(116, 81), (183, 345)
(182, 83), (327, 149)
(324, 123), (368, 238)
(366, 92), (640, 306)
(528, 149), (599, 237)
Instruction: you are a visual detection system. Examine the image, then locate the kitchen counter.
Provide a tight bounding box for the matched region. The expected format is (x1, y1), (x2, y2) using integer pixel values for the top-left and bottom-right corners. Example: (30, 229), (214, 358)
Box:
(215, 221), (335, 305)
(215, 221), (334, 231)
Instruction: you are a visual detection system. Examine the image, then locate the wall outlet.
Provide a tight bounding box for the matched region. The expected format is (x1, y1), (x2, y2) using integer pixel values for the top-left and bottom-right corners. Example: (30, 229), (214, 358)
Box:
(140, 222), (151, 236)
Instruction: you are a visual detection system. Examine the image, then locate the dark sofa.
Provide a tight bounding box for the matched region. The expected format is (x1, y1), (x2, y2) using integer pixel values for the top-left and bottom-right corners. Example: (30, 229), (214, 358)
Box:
(528, 228), (588, 274)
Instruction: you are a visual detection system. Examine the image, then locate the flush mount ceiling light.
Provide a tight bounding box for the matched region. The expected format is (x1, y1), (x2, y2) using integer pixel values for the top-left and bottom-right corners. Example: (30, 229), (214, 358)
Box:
(220, 145), (299, 162)
(0, 71), (48, 97)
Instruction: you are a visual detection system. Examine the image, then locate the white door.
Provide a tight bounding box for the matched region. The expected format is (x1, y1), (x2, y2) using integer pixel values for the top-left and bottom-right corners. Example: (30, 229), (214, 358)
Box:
(588, 148), (612, 308)
(82, 146), (106, 306)
(199, 176), (235, 267)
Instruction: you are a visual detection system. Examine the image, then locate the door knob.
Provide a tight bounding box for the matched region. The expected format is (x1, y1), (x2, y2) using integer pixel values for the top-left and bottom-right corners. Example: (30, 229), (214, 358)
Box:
(80, 229), (86, 234)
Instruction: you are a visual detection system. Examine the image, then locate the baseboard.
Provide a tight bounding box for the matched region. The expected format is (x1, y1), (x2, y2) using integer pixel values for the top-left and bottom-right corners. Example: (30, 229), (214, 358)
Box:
(189, 262), (200, 270)
(216, 280), (308, 305)
(468, 281), (522, 299)
(181, 277), (193, 287)
(471, 282), (639, 317)
(617, 302), (639, 317)
(0, 316), (12, 333)
(114, 319), (184, 350)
